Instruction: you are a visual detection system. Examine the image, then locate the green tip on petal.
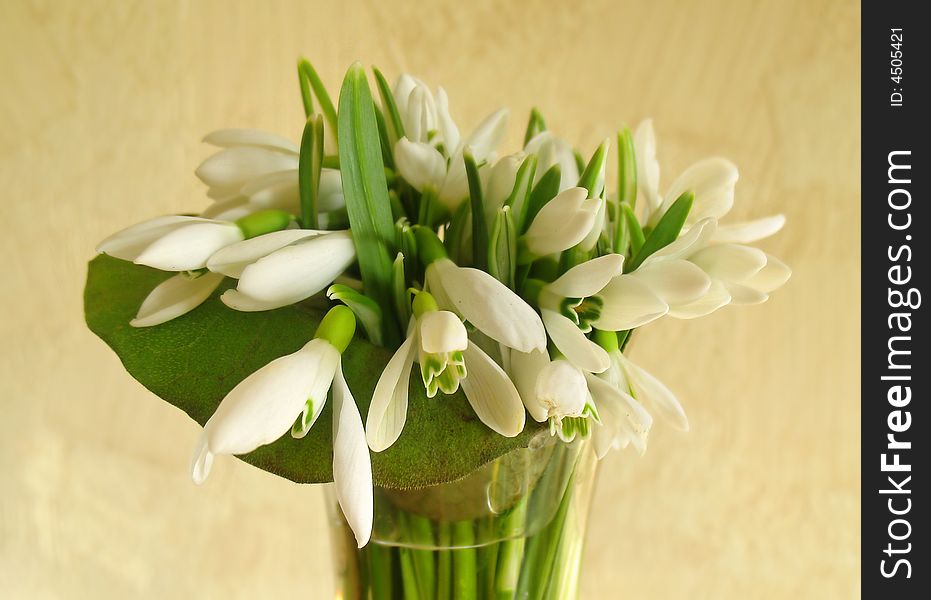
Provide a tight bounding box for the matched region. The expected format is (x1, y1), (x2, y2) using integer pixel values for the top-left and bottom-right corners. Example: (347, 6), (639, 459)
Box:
(411, 290), (439, 318)
(315, 305), (357, 353)
(235, 209), (293, 239)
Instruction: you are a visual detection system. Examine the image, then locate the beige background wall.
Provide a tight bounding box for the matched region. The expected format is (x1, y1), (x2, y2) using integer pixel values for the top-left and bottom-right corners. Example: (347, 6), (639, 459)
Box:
(1, 0), (860, 597)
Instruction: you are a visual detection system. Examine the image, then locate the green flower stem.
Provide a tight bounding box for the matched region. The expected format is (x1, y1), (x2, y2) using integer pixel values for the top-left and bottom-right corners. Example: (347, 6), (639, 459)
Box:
(398, 546), (422, 600)
(479, 522), (500, 599)
(495, 494), (528, 599)
(366, 544), (394, 600)
(452, 521), (477, 600)
(437, 522), (453, 600)
(407, 514), (436, 598)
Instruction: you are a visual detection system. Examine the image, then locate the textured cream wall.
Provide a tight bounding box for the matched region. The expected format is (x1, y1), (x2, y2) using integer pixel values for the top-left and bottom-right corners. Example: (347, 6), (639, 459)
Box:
(0, 0), (860, 597)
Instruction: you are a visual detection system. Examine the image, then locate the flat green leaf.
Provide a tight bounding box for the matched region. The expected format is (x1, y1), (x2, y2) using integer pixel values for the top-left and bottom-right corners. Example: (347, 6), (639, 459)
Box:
(327, 284), (383, 346)
(373, 66), (405, 145)
(338, 63), (400, 345)
(298, 58), (339, 139)
(523, 108), (547, 147)
(627, 191), (693, 272)
(464, 149), (488, 271)
(504, 155), (537, 234)
(621, 202), (645, 256)
(299, 114), (325, 229)
(523, 164), (561, 234)
(85, 255), (543, 489)
(576, 139), (608, 198)
(488, 206), (517, 289)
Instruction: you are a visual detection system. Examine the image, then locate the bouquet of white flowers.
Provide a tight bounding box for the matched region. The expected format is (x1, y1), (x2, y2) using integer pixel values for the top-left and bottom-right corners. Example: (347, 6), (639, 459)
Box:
(85, 59), (789, 599)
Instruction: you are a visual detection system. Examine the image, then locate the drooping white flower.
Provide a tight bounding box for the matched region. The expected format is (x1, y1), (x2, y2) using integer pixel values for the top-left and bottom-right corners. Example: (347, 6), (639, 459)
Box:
(586, 370), (653, 458)
(604, 350), (689, 432)
(634, 119), (784, 243)
(511, 349), (586, 423)
(220, 230), (356, 312)
(195, 128), (344, 216)
(524, 131), (580, 192)
(97, 215), (244, 272)
(521, 187), (604, 257)
(191, 307), (372, 547)
(366, 292), (526, 452)
(130, 271), (225, 328)
(393, 79), (508, 210)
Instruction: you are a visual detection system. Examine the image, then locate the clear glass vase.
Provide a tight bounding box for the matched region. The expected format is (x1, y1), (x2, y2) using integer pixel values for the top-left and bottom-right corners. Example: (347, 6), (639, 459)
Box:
(326, 434), (598, 599)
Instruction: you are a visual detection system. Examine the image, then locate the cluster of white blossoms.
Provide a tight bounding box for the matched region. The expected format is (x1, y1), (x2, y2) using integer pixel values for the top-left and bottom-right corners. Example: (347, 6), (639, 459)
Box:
(96, 70), (789, 547)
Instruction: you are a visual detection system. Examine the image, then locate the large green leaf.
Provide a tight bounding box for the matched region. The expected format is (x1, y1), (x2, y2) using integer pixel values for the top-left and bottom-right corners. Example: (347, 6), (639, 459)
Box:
(84, 255), (543, 489)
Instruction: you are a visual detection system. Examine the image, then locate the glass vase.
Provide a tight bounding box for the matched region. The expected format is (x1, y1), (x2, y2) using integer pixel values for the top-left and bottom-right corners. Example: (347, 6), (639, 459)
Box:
(326, 434), (598, 599)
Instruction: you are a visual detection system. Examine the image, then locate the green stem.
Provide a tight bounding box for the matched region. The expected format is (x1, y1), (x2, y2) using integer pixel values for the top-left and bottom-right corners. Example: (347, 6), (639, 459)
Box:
(495, 495), (529, 599)
(452, 521), (477, 600)
(366, 544), (394, 600)
(399, 547), (421, 600)
(437, 522), (453, 600)
(407, 514), (436, 598)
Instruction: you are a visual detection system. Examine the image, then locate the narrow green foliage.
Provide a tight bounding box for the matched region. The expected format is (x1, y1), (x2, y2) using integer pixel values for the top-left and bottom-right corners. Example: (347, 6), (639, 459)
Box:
(523, 108), (547, 146)
(443, 201), (471, 266)
(616, 127), (637, 209)
(622, 203), (645, 256)
(524, 164), (561, 234)
(298, 58), (339, 138)
(504, 155), (537, 233)
(299, 114), (325, 229)
(296, 59), (314, 117)
(392, 253), (412, 329)
(464, 149), (488, 271)
(576, 139), (608, 197)
(488, 206), (517, 288)
(374, 107), (395, 169)
(627, 191), (693, 272)
(327, 284), (384, 347)
(453, 522), (477, 600)
(373, 66), (406, 145)
(338, 63), (400, 345)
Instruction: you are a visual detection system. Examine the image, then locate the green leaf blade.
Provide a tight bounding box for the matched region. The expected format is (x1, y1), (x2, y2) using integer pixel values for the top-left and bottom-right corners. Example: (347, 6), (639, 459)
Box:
(627, 191), (693, 272)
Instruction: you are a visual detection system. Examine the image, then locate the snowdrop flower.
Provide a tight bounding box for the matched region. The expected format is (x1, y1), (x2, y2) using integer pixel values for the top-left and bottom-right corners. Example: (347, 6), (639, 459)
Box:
(220, 230), (356, 312)
(524, 131), (580, 192)
(394, 79), (508, 210)
(510, 349), (600, 441)
(191, 307), (373, 547)
(634, 119), (784, 243)
(196, 128), (344, 216)
(97, 209), (294, 327)
(366, 291), (526, 451)
(416, 227), (546, 354)
(586, 370), (653, 458)
(129, 271), (226, 328)
(645, 218), (791, 316)
(521, 187), (604, 257)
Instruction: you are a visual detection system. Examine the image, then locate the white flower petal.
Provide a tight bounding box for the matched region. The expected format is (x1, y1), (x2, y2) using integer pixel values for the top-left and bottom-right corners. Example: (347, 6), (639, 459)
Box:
(465, 108), (508, 160)
(195, 147), (299, 189)
(523, 187), (598, 256)
(131, 272), (224, 327)
(331, 364), (374, 548)
(535, 359), (588, 419)
(239, 170), (300, 212)
(618, 353), (688, 431)
(647, 217), (718, 263)
(207, 229), (325, 278)
(96, 215), (208, 261)
(633, 259), (711, 307)
(742, 254), (791, 293)
(712, 214), (786, 243)
(200, 339), (338, 459)
(690, 244), (767, 282)
(236, 231), (355, 304)
(190, 434), (214, 485)
(484, 153), (523, 221)
(541, 310), (610, 373)
(201, 197), (254, 221)
(594, 275), (668, 331)
(634, 119), (661, 214)
(579, 197), (606, 251)
(586, 371), (652, 456)
(666, 280), (731, 319)
(366, 333), (417, 451)
(657, 157), (738, 225)
(418, 311), (468, 354)
(220, 289), (306, 312)
(436, 150), (471, 208)
(509, 348), (551, 422)
(435, 87), (461, 152)
(546, 254), (625, 299)
(524, 131), (579, 192)
(394, 138), (446, 192)
(202, 129), (299, 153)
(134, 222), (243, 271)
(725, 283), (769, 305)
(460, 342), (526, 437)
(428, 259), (546, 353)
